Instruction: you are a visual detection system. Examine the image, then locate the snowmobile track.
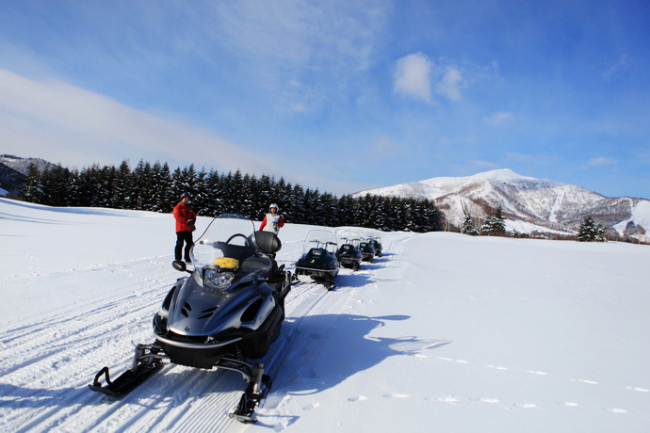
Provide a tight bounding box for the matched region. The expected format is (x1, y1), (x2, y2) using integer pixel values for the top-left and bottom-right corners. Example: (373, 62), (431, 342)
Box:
(0, 244), (374, 432)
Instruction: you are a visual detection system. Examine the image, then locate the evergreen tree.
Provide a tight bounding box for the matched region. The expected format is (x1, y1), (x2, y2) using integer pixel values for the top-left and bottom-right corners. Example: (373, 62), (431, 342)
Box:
(461, 214), (480, 236)
(20, 163), (41, 203)
(113, 160), (132, 209)
(150, 162), (172, 213)
(481, 206), (506, 236)
(578, 216), (607, 242)
(596, 223), (606, 242)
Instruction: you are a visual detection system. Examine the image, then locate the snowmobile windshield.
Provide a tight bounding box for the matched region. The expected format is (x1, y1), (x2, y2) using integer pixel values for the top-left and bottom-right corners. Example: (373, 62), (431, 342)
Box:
(190, 215), (257, 274)
(302, 230), (338, 255)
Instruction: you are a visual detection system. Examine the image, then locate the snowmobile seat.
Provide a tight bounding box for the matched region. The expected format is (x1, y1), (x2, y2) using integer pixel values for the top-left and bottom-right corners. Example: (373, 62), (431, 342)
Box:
(241, 256), (273, 278)
(338, 245), (354, 255)
(254, 231), (282, 255)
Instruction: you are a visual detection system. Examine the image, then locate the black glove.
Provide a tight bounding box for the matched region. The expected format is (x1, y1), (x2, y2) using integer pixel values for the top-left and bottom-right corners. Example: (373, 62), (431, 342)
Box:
(188, 220), (196, 232)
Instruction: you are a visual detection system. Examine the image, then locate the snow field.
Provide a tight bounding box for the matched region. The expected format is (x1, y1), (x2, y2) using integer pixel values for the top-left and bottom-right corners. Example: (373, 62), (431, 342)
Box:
(1, 197), (649, 432)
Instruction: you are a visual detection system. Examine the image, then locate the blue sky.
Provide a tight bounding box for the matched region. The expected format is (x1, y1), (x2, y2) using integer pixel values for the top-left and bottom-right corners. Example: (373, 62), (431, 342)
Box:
(1, 0), (649, 198)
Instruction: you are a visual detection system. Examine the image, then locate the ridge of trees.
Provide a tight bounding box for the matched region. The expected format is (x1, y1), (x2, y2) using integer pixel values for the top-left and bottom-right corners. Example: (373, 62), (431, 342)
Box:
(19, 159), (442, 233)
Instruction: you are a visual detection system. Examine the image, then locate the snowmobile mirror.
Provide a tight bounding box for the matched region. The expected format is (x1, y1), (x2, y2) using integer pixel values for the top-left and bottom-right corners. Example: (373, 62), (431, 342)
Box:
(254, 231), (282, 255)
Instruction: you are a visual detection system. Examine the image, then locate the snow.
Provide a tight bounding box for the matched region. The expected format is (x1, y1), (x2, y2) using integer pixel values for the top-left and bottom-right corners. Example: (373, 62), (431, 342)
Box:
(1, 196), (649, 432)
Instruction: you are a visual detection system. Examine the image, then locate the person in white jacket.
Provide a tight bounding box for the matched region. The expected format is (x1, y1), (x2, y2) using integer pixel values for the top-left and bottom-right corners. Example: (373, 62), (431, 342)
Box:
(259, 203), (284, 235)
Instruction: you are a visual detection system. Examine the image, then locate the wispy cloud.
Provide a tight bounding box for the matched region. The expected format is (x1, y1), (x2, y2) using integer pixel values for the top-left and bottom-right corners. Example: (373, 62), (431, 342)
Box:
(603, 54), (629, 81)
(587, 156), (618, 166)
(484, 111), (515, 126)
(0, 68), (280, 175)
(393, 53), (432, 103)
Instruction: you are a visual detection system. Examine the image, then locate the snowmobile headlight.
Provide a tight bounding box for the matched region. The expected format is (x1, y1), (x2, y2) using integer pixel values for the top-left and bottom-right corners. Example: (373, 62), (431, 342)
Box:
(204, 269), (236, 289)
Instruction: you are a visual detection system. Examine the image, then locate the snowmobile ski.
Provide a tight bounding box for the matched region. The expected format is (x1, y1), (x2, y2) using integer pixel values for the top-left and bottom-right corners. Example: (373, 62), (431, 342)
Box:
(89, 345), (164, 397)
(229, 367), (272, 423)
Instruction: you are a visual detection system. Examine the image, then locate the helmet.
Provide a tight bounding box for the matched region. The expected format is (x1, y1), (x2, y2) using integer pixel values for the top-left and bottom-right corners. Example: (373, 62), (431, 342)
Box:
(269, 203), (279, 211)
(181, 192), (192, 199)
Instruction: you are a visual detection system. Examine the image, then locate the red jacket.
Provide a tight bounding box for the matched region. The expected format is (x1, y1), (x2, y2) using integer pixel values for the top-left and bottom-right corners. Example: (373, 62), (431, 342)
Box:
(173, 202), (196, 233)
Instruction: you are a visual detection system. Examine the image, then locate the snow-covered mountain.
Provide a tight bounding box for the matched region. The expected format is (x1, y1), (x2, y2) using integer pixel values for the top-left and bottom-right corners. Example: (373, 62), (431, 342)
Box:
(354, 169), (650, 240)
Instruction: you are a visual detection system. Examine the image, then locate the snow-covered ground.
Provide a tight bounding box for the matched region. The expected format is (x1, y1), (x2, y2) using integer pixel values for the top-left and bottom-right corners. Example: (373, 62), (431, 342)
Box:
(1, 197), (649, 432)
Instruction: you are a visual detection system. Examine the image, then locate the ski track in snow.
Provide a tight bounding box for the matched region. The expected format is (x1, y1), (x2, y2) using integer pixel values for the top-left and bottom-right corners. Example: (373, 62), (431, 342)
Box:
(0, 238), (368, 433)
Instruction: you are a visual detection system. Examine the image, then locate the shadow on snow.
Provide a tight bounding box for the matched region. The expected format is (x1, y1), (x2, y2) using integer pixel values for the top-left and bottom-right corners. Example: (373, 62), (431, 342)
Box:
(271, 314), (450, 394)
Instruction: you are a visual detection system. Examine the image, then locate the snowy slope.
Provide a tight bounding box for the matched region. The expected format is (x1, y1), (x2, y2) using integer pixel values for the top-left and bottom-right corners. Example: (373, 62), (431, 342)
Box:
(354, 169), (650, 239)
(1, 197), (649, 432)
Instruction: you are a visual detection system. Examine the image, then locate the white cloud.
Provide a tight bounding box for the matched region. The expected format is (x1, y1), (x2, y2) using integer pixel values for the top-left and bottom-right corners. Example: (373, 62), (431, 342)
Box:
(435, 66), (465, 102)
(484, 111), (515, 126)
(587, 156), (618, 166)
(393, 54), (473, 104)
(393, 53), (432, 103)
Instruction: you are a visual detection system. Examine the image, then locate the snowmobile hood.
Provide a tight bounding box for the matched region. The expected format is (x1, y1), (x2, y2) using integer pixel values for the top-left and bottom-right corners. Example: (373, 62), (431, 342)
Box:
(165, 273), (276, 337)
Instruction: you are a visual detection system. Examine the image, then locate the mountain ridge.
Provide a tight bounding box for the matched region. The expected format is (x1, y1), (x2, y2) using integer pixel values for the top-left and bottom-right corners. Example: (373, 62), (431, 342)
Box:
(353, 169), (649, 241)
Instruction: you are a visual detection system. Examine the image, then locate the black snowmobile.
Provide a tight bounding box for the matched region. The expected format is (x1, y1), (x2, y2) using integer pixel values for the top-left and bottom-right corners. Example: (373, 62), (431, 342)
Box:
(336, 237), (363, 271)
(358, 239), (376, 263)
(294, 230), (340, 289)
(369, 236), (383, 257)
(89, 215), (292, 423)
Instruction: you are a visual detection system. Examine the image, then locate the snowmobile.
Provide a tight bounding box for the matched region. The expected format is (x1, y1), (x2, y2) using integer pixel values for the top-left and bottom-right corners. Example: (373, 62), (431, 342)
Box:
(336, 237), (363, 271)
(358, 239), (375, 263)
(294, 230), (340, 289)
(369, 236), (383, 257)
(89, 214), (292, 423)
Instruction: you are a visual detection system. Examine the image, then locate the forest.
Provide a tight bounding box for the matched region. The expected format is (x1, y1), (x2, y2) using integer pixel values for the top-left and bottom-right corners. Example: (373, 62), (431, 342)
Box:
(18, 159), (442, 233)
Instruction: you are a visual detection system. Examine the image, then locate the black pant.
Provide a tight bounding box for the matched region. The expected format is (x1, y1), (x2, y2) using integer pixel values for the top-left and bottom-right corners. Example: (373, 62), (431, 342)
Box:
(175, 231), (194, 261)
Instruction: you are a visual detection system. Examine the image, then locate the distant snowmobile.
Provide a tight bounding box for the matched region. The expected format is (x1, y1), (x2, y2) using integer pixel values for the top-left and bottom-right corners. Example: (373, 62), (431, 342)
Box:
(358, 239), (376, 263)
(89, 214), (292, 423)
(369, 236), (383, 257)
(294, 230), (340, 289)
(336, 237), (363, 271)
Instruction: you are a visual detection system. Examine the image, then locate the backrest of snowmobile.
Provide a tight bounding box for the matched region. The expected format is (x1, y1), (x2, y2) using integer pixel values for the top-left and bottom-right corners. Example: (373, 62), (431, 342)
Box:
(339, 244), (353, 254)
(307, 248), (324, 259)
(254, 231), (282, 255)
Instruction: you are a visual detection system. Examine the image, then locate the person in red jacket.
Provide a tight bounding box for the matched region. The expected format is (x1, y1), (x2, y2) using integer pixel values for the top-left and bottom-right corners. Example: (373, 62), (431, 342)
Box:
(173, 192), (196, 263)
(259, 203), (284, 235)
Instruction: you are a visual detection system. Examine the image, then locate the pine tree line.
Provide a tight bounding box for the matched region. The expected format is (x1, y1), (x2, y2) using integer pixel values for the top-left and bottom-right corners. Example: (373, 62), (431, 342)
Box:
(19, 160), (442, 233)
